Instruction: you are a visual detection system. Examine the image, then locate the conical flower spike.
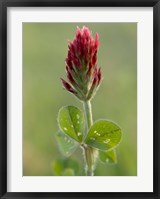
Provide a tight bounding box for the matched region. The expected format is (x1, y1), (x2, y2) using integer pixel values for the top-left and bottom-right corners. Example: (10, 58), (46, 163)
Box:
(61, 26), (102, 101)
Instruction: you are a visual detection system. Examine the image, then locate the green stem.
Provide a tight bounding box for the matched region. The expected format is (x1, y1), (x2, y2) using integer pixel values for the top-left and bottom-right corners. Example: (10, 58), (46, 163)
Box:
(83, 145), (98, 176)
(83, 100), (93, 130)
(83, 100), (97, 176)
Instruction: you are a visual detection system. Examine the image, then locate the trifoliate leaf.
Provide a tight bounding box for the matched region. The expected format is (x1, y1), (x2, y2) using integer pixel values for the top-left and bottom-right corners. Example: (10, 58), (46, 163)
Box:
(56, 131), (79, 157)
(58, 106), (84, 142)
(85, 120), (122, 151)
(99, 149), (117, 164)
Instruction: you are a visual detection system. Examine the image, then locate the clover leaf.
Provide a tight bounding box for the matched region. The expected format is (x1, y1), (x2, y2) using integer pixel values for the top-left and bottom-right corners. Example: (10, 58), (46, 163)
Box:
(56, 130), (79, 157)
(99, 149), (117, 164)
(58, 106), (85, 142)
(85, 120), (122, 151)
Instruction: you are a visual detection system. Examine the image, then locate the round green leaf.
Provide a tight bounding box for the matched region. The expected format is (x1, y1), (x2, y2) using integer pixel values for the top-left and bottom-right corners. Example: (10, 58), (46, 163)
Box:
(58, 106), (84, 142)
(99, 149), (117, 164)
(56, 131), (79, 157)
(85, 120), (122, 151)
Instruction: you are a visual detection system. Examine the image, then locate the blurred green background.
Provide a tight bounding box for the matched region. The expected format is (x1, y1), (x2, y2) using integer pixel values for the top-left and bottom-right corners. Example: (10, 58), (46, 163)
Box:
(23, 23), (137, 176)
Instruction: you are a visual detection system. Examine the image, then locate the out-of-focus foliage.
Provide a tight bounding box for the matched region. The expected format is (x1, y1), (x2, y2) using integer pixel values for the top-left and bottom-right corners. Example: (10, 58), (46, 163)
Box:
(52, 158), (79, 176)
(23, 23), (137, 176)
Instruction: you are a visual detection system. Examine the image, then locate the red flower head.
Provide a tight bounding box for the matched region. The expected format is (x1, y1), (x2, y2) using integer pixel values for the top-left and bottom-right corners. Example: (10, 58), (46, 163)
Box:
(61, 26), (102, 100)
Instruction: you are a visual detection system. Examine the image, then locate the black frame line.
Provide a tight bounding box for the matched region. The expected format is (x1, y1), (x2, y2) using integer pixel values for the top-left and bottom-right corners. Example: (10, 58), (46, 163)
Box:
(0, 0), (160, 198)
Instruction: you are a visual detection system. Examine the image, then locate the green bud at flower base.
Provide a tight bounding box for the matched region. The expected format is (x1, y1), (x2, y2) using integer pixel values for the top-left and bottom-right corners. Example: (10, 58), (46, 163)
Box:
(61, 26), (102, 101)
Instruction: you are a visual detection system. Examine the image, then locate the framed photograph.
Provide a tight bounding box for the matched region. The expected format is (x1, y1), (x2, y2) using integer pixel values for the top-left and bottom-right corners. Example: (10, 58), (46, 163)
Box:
(0, 0), (160, 198)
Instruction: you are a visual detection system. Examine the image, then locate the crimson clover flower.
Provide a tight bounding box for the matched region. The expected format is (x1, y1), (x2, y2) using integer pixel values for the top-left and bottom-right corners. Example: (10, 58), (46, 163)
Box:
(61, 26), (102, 101)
